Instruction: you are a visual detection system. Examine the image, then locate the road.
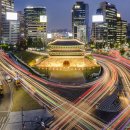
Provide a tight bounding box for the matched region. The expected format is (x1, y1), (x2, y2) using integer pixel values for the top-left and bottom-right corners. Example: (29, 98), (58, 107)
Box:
(0, 67), (12, 130)
(0, 50), (130, 130)
(94, 54), (130, 130)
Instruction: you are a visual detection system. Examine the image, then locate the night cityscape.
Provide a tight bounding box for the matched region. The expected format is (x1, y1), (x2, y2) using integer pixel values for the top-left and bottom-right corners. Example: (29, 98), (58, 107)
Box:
(0, 0), (130, 130)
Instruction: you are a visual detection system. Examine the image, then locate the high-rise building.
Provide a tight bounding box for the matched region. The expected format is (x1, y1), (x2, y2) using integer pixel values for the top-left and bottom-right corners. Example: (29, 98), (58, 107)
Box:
(92, 21), (108, 48)
(127, 23), (130, 39)
(116, 13), (127, 44)
(0, 0), (15, 44)
(24, 6), (47, 40)
(9, 20), (20, 44)
(17, 11), (25, 38)
(72, 1), (89, 43)
(92, 2), (117, 48)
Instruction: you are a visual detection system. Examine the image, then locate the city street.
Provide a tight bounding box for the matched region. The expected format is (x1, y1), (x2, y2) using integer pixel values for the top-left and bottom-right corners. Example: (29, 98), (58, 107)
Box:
(0, 68), (12, 130)
(0, 0), (130, 130)
(0, 50), (129, 129)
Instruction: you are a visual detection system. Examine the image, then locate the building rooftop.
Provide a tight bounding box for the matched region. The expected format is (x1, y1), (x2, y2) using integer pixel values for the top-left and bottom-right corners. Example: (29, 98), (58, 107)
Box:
(48, 39), (85, 46)
(25, 6), (46, 9)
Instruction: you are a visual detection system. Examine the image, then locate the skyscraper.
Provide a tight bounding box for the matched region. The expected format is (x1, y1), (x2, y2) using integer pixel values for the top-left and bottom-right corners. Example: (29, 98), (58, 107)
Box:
(24, 6), (47, 40)
(92, 2), (117, 48)
(127, 23), (130, 40)
(92, 2), (127, 48)
(0, 0), (14, 43)
(17, 11), (25, 38)
(116, 13), (127, 45)
(72, 1), (89, 44)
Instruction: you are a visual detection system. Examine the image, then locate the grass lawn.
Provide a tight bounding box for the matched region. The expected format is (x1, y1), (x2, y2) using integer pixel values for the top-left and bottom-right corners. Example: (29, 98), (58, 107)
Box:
(14, 51), (42, 65)
(11, 87), (42, 112)
(84, 66), (101, 78)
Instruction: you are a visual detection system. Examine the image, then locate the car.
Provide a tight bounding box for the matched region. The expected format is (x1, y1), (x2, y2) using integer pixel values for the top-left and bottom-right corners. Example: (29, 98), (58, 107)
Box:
(5, 75), (12, 83)
(14, 78), (21, 87)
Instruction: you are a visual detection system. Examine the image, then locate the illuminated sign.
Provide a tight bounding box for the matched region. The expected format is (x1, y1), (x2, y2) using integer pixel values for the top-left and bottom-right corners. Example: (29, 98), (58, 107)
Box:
(6, 12), (18, 20)
(75, 5), (80, 9)
(26, 6), (34, 9)
(37, 27), (44, 31)
(92, 15), (104, 22)
(117, 13), (121, 18)
(47, 33), (52, 39)
(68, 32), (73, 37)
(40, 15), (47, 22)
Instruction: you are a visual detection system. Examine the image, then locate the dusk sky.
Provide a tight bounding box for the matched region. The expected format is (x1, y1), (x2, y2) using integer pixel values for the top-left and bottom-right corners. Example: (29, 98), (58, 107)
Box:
(15, 0), (130, 31)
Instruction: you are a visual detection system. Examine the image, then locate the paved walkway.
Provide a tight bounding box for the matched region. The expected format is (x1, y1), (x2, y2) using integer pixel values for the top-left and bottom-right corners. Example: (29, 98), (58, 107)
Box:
(6, 109), (53, 130)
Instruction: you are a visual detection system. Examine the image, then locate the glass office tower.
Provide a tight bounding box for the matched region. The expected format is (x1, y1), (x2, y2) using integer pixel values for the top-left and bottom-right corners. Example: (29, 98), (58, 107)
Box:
(116, 14), (127, 45)
(0, 0), (14, 43)
(92, 2), (117, 48)
(24, 6), (47, 40)
(72, 1), (89, 44)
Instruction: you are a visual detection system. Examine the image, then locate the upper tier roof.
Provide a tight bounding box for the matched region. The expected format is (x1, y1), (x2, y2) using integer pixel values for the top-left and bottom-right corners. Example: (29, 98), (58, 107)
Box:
(48, 39), (85, 46)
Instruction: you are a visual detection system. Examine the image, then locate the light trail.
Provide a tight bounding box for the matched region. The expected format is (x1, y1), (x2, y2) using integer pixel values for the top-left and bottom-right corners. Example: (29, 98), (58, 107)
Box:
(0, 53), (107, 129)
(0, 50), (129, 130)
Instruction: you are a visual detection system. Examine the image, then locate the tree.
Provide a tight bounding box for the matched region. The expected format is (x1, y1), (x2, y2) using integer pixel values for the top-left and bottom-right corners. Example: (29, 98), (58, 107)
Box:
(127, 38), (130, 48)
(0, 44), (9, 51)
(89, 40), (95, 49)
(27, 38), (44, 48)
(114, 43), (120, 49)
(27, 37), (33, 47)
(36, 38), (44, 48)
(17, 37), (27, 50)
(110, 43), (114, 48)
(120, 48), (125, 55)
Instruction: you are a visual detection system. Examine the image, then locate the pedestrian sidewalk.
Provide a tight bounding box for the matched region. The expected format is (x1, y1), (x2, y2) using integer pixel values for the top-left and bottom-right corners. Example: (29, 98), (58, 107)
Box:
(5, 109), (53, 130)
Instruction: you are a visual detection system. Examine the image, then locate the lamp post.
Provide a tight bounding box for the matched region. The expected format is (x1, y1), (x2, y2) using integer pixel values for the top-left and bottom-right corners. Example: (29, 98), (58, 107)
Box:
(21, 107), (24, 130)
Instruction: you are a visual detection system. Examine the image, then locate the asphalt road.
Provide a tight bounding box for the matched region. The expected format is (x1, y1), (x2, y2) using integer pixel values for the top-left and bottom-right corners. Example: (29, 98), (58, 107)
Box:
(0, 68), (12, 130)
(0, 50), (130, 130)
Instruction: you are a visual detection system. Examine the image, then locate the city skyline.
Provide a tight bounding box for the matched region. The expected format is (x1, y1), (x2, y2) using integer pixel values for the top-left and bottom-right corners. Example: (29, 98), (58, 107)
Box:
(15, 0), (130, 31)
(0, 1), (130, 130)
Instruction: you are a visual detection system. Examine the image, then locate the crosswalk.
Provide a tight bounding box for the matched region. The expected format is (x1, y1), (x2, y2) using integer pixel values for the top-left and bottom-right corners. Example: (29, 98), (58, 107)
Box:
(0, 113), (8, 130)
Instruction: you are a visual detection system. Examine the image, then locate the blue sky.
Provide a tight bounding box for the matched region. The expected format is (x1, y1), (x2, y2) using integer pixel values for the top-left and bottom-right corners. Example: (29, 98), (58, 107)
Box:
(15, 0), (130, 31)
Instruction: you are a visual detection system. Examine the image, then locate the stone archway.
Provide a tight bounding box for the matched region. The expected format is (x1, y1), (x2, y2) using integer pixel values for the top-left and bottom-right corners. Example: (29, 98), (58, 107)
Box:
(63, 60), (70, 67)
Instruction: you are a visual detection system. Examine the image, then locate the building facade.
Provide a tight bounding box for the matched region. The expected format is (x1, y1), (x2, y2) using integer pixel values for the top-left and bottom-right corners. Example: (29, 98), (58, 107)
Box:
(9, 20), (20, 44)
(72, 1), (89, 44)
(92, 2), (117, 48)
(48, 39), (85, 56)
(92, 22), (108, 48)
(17, 11), (25, 38)
(127, 23), (130, 39)
(0, 0), (15, 44)
(116, 14), (127, 45)
(92, 2), (127, 48)
(36, 39), (99, 84)
(24, 6), (47, 40)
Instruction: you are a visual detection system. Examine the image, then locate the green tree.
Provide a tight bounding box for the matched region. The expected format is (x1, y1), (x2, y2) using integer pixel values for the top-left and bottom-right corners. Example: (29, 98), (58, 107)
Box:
(17, 37), (27, 50)
(114, 43), (119, 49)
(127, 38), (130, 48)
(37, 38), (43, 48)
(110, 43), (114, 48)
(120, 48), (125, 55)
(89, 40), (95, 49)
(0, 44), (8, 51)
(27, 37), (33, 47)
